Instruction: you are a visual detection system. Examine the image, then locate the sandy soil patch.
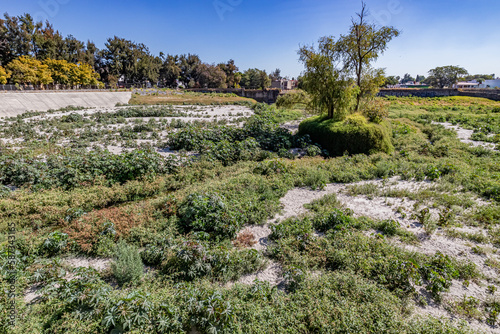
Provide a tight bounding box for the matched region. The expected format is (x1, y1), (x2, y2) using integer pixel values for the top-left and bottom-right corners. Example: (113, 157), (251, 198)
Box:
(435, 122), (496, 150)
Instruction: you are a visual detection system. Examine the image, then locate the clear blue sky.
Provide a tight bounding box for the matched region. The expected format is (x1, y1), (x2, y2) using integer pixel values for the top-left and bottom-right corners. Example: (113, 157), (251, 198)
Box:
(2, 0), (500, 79)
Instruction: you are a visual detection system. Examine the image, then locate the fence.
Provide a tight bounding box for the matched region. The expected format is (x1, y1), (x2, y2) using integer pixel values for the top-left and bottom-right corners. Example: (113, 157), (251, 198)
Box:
(0, 84), (106, 91)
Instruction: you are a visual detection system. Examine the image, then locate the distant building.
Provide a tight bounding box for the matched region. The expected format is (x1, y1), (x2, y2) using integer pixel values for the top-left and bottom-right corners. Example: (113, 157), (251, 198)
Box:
(271, 79), (298, 90)
(479, 79), (500, 89)
(399, 82), (430, 88)
(455, 81), (480, 89)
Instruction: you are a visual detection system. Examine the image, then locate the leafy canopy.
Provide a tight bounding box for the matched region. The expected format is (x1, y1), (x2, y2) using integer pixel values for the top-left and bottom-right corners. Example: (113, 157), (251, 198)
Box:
(336, 2), (400, 110)
(298, 2), (399, 119)
(426, 65), (469, 88)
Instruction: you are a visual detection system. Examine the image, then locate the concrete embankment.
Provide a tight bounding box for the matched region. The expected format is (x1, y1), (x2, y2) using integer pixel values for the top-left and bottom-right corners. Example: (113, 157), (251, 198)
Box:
(0, 91), (132, 117)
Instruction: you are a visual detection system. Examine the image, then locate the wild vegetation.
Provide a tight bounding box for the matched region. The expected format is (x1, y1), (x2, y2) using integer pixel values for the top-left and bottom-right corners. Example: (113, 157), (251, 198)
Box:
(1, 91), (500, 333)
(2, 3), (500, 334)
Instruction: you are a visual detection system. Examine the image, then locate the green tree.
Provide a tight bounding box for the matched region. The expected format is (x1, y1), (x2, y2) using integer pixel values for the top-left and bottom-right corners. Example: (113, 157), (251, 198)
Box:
(426, 65), (468, 88)
(101, 36), (159, 85)
(0, 14), (41, 65)
(269, 68), (282, 81)
(240, 68), (271, 89)
(298, 36), (357, 120)
(416, 75), (426, 83)
(33, 22), (65, 60)
(384, 75), (400, 86)
(336, 2), (400, 110)
(217, 59), (239, 88)
(179, 54), (202, 88)
(160, 54), (181, 87)
(400, 73), (415, 84)
(196, 63), (227, 88)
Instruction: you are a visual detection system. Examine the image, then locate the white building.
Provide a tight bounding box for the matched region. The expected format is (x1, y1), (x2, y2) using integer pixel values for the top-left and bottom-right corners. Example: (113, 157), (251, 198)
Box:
(455, 81), (480, 89)
(479, 79), (500, 89)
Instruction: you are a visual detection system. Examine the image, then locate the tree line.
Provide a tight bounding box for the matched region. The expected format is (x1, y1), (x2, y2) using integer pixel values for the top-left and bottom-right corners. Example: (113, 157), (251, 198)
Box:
(384, 67), (496, 88)
(0, 13), (275, 89)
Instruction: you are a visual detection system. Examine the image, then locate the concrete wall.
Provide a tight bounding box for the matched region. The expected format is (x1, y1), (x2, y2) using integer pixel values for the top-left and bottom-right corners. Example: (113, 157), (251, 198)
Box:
(378, 88), (500, 101)
(186, 88), (281, 104)
(0, 91), (132, 117)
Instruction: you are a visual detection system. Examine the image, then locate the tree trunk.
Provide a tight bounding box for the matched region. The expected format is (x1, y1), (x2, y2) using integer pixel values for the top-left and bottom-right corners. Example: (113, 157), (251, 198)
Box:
(355, 63), (362, 112)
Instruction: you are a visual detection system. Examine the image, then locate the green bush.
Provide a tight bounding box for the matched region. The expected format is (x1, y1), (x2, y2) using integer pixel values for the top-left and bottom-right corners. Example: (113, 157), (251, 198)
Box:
(39, 231), (69, 256)
(298, 115), (393, 156)
(178, 193), (241, 240)
(313, 208), (355, 232)
(111, 240), (144, 286)
(270, 217), (314, 241)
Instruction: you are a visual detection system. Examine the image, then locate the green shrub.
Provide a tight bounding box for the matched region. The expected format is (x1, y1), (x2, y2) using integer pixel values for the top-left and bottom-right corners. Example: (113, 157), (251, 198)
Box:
(313, 208), (355, 232)
(253, 159), (291, 176)
(270, 217), (314, 241)
(178, 193), (241, 240)
(298, 115), (393, 156)
(0, 185), (11, 199)
(362, 100), (389, 123)
(111, 240), (144, 286)
(39, 231), (69, 256)
(142, 239), (265, 281)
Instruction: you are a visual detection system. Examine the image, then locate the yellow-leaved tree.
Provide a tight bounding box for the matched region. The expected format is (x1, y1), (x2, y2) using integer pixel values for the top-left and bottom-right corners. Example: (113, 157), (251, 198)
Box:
(0, 66), (10, 84)
(44, 58), (72, 85)
(69, 63), (103, 88)
(6, 56), (53, 86)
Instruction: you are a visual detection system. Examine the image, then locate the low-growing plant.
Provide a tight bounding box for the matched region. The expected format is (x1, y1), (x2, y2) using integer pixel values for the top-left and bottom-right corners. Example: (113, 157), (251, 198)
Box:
(111, 240), (144, 286)
(178, 192), (241, 240)
(39, 231), (69, 256)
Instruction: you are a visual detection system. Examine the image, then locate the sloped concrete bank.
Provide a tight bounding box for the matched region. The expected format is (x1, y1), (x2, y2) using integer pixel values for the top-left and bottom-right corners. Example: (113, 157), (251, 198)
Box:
(0, 91), (131, 117)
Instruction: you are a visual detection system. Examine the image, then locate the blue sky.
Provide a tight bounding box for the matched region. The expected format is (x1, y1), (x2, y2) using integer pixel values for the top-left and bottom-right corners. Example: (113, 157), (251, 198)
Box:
(2, 0), (500, 79)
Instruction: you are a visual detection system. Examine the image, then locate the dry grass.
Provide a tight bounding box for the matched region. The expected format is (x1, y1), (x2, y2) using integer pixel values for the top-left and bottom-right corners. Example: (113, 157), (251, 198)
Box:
(129, 92), (256, 105)
(63, 205), (153, 253)
(233, 229), (257, 248)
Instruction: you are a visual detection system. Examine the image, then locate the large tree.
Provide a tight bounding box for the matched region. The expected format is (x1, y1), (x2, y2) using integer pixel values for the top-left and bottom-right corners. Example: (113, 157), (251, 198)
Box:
(196, 63), (227, 88)
(336, 2), (400, 110)
(426, 65), (468, 88)
(240, 68), (271, 89)
(0, 14), (41, 65)
(217, 59), (239, 88)
(178, 54), (201, 88)
(269, 68), (282, 81)
(299, 36), (357, 120)
(160, 54), (181, 87)
(7, 55), (52, 86)
(400, 73), (415, 84)
(384, 75), (400, 87)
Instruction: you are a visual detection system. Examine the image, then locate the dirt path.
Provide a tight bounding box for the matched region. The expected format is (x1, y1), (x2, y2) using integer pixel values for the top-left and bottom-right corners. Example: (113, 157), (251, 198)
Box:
(435, 122), (496, 150)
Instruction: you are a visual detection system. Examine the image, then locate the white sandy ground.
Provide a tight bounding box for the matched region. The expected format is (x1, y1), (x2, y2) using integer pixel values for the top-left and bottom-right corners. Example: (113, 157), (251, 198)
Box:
(0, 105), (254, 153)
(434, 122), (497, 150)
(232, 177), (499, 333)
(18, 105), (253, 122)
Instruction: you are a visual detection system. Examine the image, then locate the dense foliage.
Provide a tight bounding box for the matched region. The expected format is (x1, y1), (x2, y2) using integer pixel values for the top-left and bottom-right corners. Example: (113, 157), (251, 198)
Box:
(299, 114), (394, 156)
